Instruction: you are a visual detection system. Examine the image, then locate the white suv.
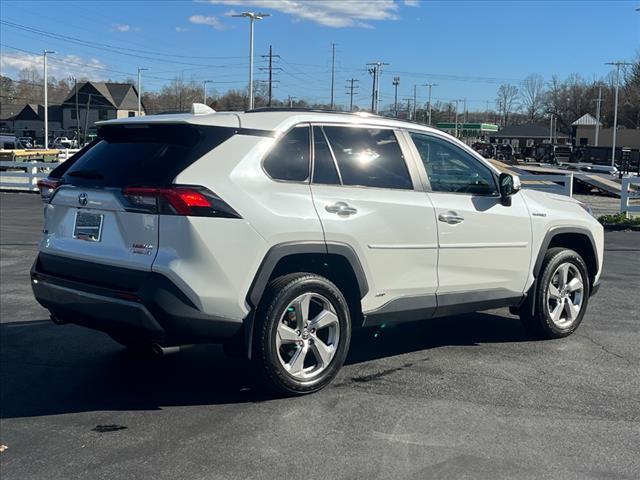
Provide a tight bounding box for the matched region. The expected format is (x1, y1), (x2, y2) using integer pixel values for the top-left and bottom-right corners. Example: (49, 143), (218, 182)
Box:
(32, 107), (604, 395)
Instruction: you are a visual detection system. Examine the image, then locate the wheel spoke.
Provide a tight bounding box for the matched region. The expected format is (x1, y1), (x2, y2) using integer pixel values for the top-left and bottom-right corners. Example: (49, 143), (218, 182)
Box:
(310, 336), (333, 367)
(567, 277), (583, 293)
(558, 264), (570, 289)
(548, 282), (561, 299)
(277, 324), (299, 349)
(564, 297), (580, 321)
(287, 345), (308, 376)
(293, 294), (312, 330)
(309, 309), (338, 331)
(550, 300), (564, 322)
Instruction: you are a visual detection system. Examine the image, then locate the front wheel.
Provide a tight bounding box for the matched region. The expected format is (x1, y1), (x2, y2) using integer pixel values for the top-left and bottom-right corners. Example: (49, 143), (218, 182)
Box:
(253, 273), (352, 395)
(520, 247), (590, 339)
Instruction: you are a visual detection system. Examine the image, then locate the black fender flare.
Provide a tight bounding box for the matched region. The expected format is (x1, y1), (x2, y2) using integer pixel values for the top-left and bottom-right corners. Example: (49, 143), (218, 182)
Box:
(242, 241), (369, 358)
(524, 226), (598, 315)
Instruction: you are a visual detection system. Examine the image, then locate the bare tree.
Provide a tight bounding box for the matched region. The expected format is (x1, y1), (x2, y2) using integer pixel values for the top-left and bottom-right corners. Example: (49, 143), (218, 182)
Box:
(495, 83), (519, 126)
(521, 74), (545, 121)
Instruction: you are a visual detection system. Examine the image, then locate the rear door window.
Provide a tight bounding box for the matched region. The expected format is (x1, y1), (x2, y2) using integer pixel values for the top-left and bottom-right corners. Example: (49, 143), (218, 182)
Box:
(61, 123), (234, 187)
(322, 126), (413, 190)
(263, 126), (310, 182)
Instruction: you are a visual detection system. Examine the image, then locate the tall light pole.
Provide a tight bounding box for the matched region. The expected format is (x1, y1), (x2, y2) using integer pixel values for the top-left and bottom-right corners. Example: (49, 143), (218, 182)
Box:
(392, 77), (400, 117)
(233, 11), (270, 111)
(330, 43), (336, 109)
(202, 80), (213, 104)
(605, 61), (632, 167)
(137, 67), (147, 115)
(425, 83), (438, 125)
(43, 50), (55, 149)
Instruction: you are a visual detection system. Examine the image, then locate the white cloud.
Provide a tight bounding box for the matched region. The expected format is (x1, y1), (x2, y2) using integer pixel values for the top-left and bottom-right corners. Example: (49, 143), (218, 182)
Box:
(189, 14), (226, 30)
(111, 23), (142, 33)
(205, 0), (401, 28)
(0, 51), (109, 80)
(404, 0), (421, 6)
(175, 26), (190, 32)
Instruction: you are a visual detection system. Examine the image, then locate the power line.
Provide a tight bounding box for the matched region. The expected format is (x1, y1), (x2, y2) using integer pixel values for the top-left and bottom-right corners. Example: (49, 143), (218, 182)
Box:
(345, 78), (359, 112)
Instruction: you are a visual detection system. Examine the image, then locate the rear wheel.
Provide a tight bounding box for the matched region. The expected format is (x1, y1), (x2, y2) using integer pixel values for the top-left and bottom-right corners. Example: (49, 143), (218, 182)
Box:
(253, 273), (351, 395)
(520, 248), (590, 339)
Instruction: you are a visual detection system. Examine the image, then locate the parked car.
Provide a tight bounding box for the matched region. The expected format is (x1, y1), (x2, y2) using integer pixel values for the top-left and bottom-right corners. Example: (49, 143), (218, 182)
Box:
(52, 137), (78, 149)
(32, 107), (604, 395)
(18, 136), (34, 148)
(0, 134), (25, 150)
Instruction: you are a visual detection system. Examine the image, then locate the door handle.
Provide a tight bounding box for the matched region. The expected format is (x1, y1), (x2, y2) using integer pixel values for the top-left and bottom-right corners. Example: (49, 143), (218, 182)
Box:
(325, 202), (358, 216)
(438, 211), (464, 224)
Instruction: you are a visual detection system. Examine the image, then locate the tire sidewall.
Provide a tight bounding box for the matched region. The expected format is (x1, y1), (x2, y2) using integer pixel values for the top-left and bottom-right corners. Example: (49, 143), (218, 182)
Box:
(536, 249), (590, 337)
(258, 275), (351, 395)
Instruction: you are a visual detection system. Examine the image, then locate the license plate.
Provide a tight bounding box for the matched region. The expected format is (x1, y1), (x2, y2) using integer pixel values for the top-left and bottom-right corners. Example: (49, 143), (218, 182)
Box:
(73, 211), (104, 242)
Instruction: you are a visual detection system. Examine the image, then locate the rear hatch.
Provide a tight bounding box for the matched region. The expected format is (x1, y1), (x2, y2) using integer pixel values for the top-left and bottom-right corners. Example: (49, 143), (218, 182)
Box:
(41, 122), (235, 271)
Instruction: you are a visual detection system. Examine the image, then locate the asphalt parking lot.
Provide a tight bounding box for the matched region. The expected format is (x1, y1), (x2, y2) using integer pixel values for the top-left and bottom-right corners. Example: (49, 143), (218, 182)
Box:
(1, 192), (639, 480)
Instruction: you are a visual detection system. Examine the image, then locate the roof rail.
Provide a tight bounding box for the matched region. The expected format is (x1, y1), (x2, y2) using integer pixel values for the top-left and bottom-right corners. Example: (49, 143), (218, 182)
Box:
(245, 107), (378, 116)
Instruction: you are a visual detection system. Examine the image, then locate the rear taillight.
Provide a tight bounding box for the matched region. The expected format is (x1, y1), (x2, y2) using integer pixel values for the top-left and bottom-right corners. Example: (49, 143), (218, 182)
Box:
(37, 178), (60, 202)
(122, 186), (241, 218)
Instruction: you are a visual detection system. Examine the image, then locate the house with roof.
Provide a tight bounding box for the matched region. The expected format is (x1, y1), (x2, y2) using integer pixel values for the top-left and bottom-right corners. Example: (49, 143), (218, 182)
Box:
(61, 81), (144, 138)
(2, 104), (64, 143)
(488, 123), (568, 148)
(571, 113), (640, 149)
(571, 113), (602, 146)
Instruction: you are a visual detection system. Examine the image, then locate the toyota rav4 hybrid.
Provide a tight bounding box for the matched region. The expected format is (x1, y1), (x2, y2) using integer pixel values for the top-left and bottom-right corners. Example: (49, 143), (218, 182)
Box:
(32, 106), (604, 395)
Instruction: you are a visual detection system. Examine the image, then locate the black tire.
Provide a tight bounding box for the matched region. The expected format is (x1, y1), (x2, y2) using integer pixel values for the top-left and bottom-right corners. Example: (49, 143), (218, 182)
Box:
(520, 247), (590, 339)
(253, 273), (352, 396)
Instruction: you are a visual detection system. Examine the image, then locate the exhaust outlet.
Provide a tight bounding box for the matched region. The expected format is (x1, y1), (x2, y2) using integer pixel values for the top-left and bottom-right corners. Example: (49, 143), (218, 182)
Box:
(151, 344), (181, 356)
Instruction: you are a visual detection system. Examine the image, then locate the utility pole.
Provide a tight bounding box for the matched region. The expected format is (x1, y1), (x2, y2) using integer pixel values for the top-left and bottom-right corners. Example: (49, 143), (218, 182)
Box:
(346, 78), (359, 112)
(43, 50), (55, 149)
(393, 77), (400, 117)
(485, 100), (489, 122)
(403, 97), (412, 119)
(288, 95), (296, 108)
(425, 83), (437, 125)
(549, 114), (555, 144)
(453, 99), (463, 138)
(330, 43), (336, 109)
(84, 93), (92, 145)
(137, 67), (147, 115)
(463, 98), (467, 123)
(412, 84), (417, 121)
(605, 61), (632, 167)
(594, 86), (602, 146)
(69, 75), (79, 141)
(202, 80), (213, 104)
(233, 11), (270, 110)
(367, 61), (388, 114)
(260, 45), (281, 107)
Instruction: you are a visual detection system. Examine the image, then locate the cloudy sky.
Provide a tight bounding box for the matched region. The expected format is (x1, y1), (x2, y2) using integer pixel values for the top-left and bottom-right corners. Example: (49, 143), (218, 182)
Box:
(1, 0), (638, 109)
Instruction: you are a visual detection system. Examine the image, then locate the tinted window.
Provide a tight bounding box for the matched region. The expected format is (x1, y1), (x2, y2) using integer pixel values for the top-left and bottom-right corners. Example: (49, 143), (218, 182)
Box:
(312, 126), (340, 185)
(323, 127), (412, 190)
(263, 126), (310, 182)
(61, 123), (234, 187)
(410, 133), (498, 195)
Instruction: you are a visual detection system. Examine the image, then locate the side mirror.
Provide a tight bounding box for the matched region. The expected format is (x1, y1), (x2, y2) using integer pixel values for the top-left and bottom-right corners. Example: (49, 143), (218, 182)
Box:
(498, 173), (521, 206)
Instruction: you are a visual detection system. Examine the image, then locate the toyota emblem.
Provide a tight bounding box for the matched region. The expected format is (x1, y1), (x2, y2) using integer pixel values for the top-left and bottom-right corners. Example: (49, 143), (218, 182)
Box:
(78, 193), (88, 206)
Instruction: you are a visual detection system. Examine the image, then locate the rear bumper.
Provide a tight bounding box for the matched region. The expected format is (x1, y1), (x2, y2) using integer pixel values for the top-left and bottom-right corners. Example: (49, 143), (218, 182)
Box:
(31, 253), (243, 344)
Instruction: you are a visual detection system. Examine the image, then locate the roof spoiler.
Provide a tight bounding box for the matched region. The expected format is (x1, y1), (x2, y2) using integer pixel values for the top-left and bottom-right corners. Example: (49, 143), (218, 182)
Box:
(191, 103), (216, 115)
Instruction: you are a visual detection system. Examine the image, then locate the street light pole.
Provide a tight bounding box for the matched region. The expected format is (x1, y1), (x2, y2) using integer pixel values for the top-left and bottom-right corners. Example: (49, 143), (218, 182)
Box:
(425, 83), (438, 125)
(605, 61), (632, 167)
(137, 67), (148, 115)
(453, 99), (463, 138)
(594, 86), (602, 147)
(233, 11), (270, 111)
(43, 50), (55, 149)
(202, 80), (213, 104)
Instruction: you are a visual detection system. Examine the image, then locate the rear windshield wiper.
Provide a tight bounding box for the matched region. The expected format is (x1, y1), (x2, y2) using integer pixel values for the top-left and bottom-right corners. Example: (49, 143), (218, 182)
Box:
(67, 170), (104, 179)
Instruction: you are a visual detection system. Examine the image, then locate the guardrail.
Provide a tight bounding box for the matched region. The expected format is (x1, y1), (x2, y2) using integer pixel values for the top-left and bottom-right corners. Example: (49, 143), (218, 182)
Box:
(58, 148), (79, 160)
(620, 177), (640, 216)
(0, 161), (62, 191)
(518, 173), (573, 197)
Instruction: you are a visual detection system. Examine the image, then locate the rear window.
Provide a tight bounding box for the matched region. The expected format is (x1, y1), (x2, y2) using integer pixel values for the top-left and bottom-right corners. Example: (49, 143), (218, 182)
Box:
(61, 124), (234, 187)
